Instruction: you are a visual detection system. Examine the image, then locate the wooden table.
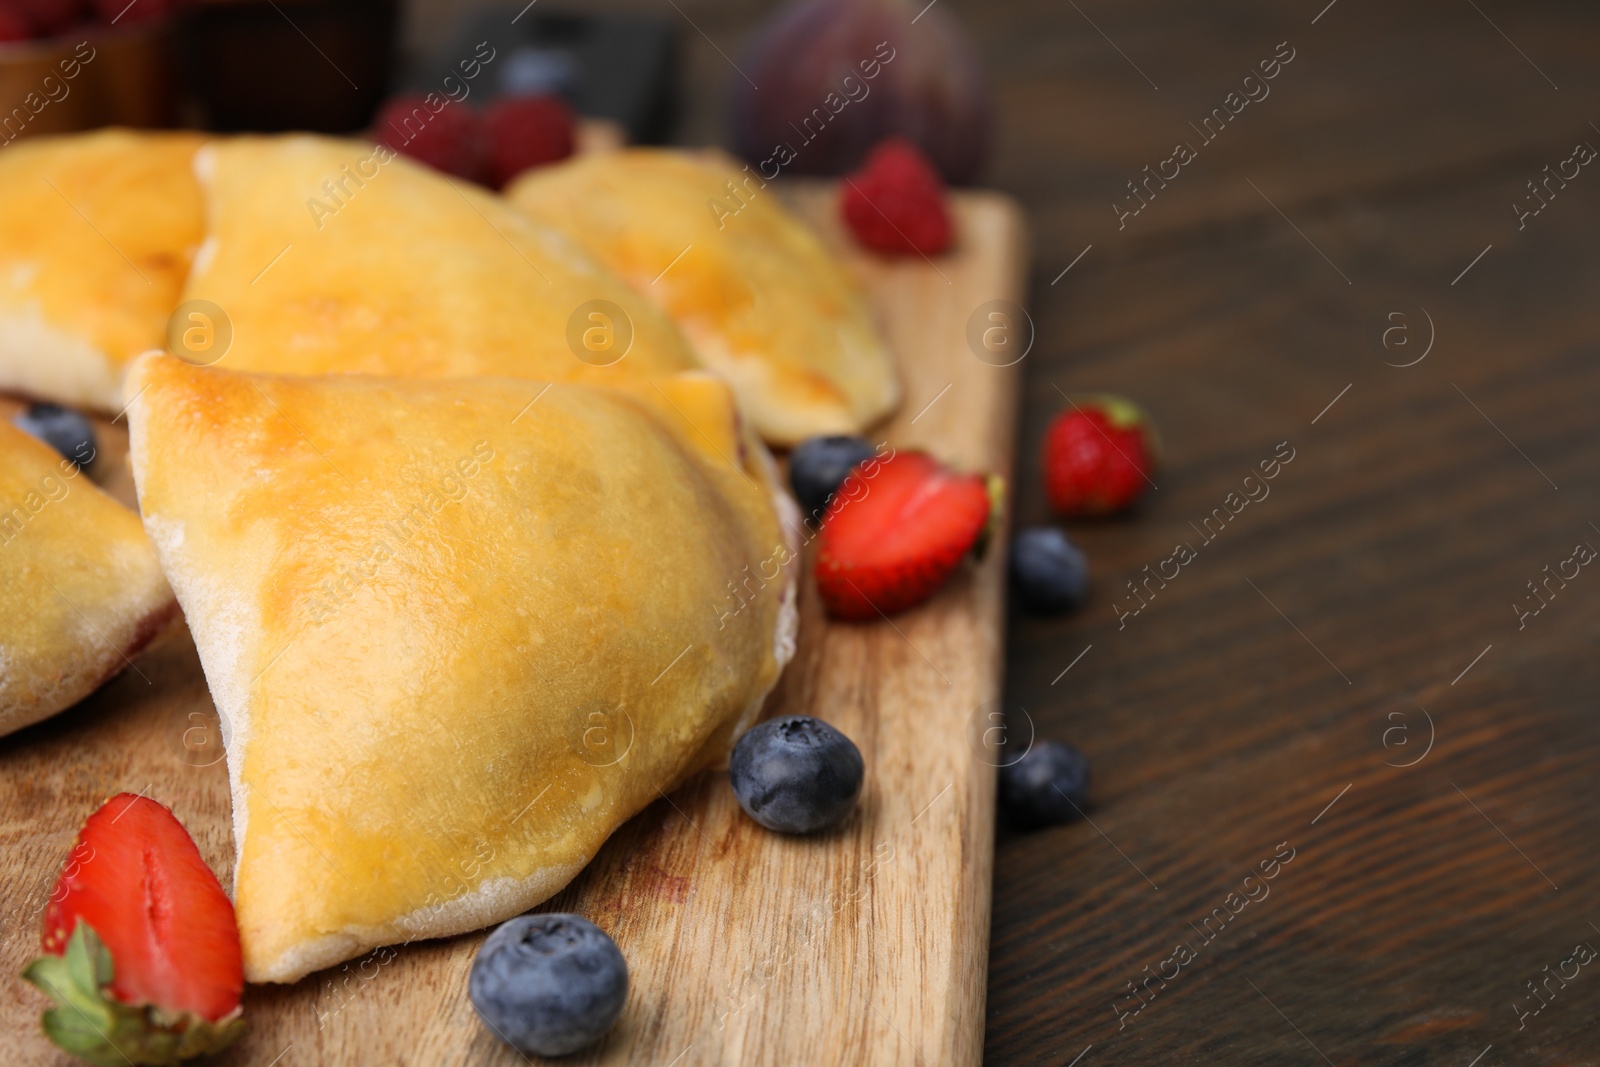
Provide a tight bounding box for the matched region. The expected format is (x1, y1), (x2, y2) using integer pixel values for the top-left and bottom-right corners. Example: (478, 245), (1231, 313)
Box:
(629, 0), (1600, 1061)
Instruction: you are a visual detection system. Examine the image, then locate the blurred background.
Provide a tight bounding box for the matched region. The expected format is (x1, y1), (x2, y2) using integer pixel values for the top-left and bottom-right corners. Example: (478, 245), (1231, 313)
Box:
(9, 1), (1600, 1061)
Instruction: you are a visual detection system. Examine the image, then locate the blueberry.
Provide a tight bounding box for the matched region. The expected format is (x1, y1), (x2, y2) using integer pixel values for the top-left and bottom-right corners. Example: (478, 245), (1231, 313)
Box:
(729, 716), (864, 833)
(789, 435), (876, 521)
(999, 740), (1090, 829)
(13, 403), (96, 468)
(468, 913), (628, 1057)
(1009, 527), (1088, 614)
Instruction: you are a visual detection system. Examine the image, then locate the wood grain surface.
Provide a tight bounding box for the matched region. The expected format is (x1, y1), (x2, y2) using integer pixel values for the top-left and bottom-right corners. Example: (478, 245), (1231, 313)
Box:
(0, 187), (1027, 1065)
(550, 0), (1600, 1061)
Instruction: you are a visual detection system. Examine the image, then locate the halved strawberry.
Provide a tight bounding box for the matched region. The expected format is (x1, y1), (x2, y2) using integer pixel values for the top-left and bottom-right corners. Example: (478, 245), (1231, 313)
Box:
(816, 450), (997, 619)
(24, 793), (244, 1065)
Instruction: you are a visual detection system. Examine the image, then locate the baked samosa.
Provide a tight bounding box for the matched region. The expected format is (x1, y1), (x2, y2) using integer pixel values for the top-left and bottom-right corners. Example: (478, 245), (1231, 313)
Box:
(124, 352), (797, 982)
(506, 149), (901, 446)
(0, 129), (206, 411)
(183, 135), (697, 387)
(0, 418), (177, 736)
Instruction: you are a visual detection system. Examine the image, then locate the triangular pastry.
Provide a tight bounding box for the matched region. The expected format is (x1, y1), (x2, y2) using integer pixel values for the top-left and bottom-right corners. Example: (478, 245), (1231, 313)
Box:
(125, 353), (797, 982)
(183, 135), (698, 387)
(0, 419), (178, 736)
(506, 148), (901, 446)
(0, 129), (206, 411)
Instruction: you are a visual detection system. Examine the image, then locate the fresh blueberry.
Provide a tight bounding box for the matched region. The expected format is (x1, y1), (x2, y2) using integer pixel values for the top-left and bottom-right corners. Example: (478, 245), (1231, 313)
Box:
(468, 913), (628, 1057)
(1009, 527), (1088, 614)
(789, 435), (876, 521)
(999, 740), (1090, 829)
(13, 403), (96, 468)
(730, 715), (864, 833)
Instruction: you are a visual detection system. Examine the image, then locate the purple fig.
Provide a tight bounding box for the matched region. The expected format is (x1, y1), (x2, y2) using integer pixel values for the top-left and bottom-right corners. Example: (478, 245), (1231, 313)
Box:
(731, 0), (993, 184)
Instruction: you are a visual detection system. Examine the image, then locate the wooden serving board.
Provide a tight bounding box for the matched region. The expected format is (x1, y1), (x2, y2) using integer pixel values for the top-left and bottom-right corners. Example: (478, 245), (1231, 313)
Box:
(0, 185), (1027, 1066)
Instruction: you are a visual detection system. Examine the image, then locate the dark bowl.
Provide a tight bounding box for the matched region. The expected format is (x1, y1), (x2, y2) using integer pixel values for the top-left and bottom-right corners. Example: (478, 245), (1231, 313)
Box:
(173, 0), (397, 132)
(0, 24), (178, 140)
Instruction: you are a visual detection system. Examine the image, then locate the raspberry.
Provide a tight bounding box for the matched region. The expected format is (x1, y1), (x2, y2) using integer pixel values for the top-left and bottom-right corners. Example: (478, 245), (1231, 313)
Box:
(485, 95), (576, 189)
(374, 94), (488, 184)
(839, 138), (954, 256)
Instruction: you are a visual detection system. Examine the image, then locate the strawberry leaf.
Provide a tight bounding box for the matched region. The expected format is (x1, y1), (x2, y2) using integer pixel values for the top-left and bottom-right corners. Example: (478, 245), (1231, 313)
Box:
(66, 919), (113, 991)
(23, 920), (245, 1066)
(974, 474), (1007, 562)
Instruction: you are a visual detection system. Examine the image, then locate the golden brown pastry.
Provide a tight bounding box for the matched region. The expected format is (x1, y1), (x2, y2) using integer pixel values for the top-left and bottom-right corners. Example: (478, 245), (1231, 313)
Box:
(0, 419), (177, 736)
(125, 352), (797, 982)
(506, 148), (900, 446)
(183, 135), (698, 387)
(0, 129), (206, 411)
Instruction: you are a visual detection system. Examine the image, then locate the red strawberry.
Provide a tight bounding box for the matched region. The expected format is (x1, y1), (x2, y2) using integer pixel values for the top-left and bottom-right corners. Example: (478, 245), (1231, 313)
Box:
(816, 450), (997, 619)
(485, 94), (576, 189)
(374, 93), (488, 183)
(24, 793), (244, 1064)
(1042, 395), (1158, 516)
(839, 138), (954, 256)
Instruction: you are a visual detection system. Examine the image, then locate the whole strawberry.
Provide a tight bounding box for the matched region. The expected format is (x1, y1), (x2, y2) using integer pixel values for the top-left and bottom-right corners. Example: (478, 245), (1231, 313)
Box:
(816, 450), (998, 619)
(1042, 395), (1158, 516)
(24, 793), (244, 1065)
(374, 93), (488, 183)
(485, 95), (576, 189)
(840, 138), (953, 256)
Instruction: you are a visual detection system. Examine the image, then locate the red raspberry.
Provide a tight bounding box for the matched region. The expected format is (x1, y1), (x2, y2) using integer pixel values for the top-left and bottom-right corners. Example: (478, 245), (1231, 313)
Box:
(839, 138), (954, 256)
(485, 95), (576, 189)
(1042, 396), (1158, 516)
(374, 93), (488, 184)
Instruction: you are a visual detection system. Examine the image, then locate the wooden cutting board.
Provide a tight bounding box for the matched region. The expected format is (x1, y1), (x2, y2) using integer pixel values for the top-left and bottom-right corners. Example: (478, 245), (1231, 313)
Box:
(0, 184), (1027, 1066)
